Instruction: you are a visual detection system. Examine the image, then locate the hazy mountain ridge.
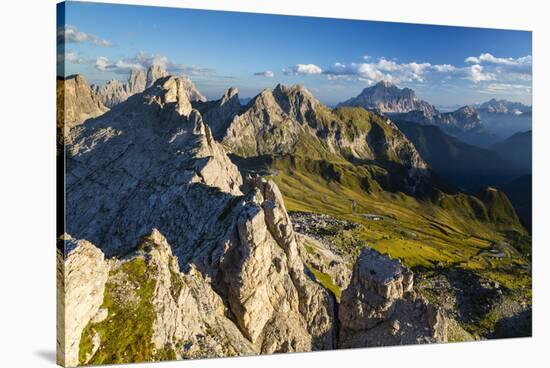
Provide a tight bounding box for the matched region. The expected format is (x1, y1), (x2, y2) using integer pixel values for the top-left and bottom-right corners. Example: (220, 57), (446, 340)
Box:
(339, 82), (531, 147)
(394, 120), (525, 192)
(475, 98), (531, 115)
(491, 130), (532, 172)
(337, 80), (438, 118)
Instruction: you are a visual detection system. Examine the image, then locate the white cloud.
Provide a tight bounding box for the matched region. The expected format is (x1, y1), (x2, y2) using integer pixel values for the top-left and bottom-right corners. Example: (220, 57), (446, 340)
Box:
(485, 83), (532, 93)
(464, 53), (532, 81)
(92, 52), (213, 75)
(254, 70), (275, 78)
(57, 25), (112, 47)
(94, 57), (110, 71)
(284, 64), (323, 75)
(465, 53), (531, 67)
(432, 64), (456, 73)
(323, 58), (455, 84)
(58, 51), (87, 64)
(466, 64), (496, 83)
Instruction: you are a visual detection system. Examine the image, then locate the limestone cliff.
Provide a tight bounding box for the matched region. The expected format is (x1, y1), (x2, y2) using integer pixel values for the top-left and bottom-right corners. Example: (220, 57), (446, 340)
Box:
(339, 248), (447, 347)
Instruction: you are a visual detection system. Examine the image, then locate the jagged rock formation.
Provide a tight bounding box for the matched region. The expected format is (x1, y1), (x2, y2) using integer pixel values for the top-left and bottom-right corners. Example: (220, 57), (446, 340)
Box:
(57, 75), (108, 132)
(339, 248), (448, 347)
(92, 65), (205, 108)
(193, 87), (241, 140)
(61, 76), (339, 365)
(199, 83), (430, 191)
(338, 80), (438, 118)
(56, 235), (109, 367)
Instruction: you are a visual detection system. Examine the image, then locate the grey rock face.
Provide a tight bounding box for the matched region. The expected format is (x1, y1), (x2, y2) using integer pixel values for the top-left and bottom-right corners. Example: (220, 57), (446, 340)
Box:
(93, 65), (205, 108)
(202, 87), (241, 140)
(339, 248), (448, 347)
(140, 229), (257, 359)
(66, 75), (241, 257)
(63, 76), (336, 361)
(56, 234), (109, 367)
(338, 81), (437, 118)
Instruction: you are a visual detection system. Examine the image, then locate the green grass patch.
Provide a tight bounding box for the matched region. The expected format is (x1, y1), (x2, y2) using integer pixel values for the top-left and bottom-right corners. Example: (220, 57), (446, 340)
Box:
(79, 257), (172, 365)
(305, 264), (342, 301)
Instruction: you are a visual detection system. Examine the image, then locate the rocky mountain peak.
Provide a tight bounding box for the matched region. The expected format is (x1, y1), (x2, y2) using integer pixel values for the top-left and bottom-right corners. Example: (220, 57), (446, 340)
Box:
(57, 74), (108, 135)
(475, 98), (531, 114)
(94, 65), (205, 109)
(224, 87), (239, 100)
(146, 64), (169, 88)
(338, 81), (436, 117)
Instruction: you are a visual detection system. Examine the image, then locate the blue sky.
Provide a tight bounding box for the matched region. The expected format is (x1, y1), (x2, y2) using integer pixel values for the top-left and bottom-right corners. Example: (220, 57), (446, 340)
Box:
(58, 1), (532, 106)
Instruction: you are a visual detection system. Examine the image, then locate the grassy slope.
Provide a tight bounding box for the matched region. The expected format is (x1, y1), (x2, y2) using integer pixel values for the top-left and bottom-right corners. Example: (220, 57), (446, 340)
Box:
(267, 157), (531, 337)
(229, 104), (531, 338)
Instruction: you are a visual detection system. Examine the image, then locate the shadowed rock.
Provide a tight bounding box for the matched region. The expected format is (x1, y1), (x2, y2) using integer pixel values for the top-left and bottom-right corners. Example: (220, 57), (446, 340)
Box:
(339, 248), (448, 347)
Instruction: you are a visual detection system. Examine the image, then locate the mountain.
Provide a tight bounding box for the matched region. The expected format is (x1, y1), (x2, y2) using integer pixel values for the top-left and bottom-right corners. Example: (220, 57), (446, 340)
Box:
(339, 81), (499, 147)
(56, 74), (108, 154)
(491, 130), (532, 172)
(59, 74), (448, 365)
(199, 83), (438, 197)
(62, 75), (335, 363)
(92, 65), (206, 108)
(475, 99), (531, 115)
(338, 80), (437, 118)
(395, 120), (524, 191)
(198, 83), (529, 236)
(473, 99), (532, 139)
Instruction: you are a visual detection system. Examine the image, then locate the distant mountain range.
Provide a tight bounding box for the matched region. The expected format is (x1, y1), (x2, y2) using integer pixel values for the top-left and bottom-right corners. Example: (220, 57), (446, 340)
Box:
(474, 99), (531, 115)
(338, 81), (531, 146)
(395, 121), (527, 192)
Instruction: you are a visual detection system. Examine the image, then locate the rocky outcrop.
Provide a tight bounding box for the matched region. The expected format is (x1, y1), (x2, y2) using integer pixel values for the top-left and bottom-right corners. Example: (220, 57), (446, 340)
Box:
(65, 75), (242, 257)
(339, 248), (447, 348)
(222, 176), (336, 352)
(201, 87), (241, 140)
(57, 75), (108, 131)
(140, 229), (257, 359)
(338, 80), (437, 118)
(56, 234), (109, 367)
(92, 65), (205, 108)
